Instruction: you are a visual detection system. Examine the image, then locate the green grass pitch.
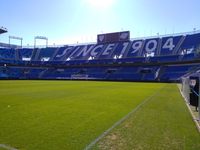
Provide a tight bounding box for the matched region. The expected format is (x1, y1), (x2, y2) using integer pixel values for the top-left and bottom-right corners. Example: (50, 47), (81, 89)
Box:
(0, 81), (199, 150)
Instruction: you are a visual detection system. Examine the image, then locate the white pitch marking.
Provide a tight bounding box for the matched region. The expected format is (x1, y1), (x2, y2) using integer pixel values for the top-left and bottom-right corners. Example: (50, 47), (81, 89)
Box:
(84, 85), (166, 150)
(0, 144), (18, 150)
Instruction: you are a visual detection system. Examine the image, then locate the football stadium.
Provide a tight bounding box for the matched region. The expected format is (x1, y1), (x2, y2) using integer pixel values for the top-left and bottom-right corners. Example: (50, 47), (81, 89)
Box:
(0, 0), (200, 150)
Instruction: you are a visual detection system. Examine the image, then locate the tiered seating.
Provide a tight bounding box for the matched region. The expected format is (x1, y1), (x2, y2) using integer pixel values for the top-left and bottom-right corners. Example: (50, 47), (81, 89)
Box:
(0, 67), (23, 78)
(0, 48), (16, 60)
(149, 55), (180, 63)
(18, 48), (33, 61)
(0, 32), (199, 81)
(124, 40), (143, 57)
(159, 36), (183, 56)
(87, 67), (108, 79)
(42, 68), (88, 79)
(181, 53), (196, 61)
(37, 47), (57, 61)
(28, 68), (46, 79)
(159, 65), (199, 81)
(106, 67), (141, 81)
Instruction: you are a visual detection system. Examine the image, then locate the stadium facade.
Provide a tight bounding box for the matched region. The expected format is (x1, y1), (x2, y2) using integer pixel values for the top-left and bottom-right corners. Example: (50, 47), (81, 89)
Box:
(0, 31), (200, 82)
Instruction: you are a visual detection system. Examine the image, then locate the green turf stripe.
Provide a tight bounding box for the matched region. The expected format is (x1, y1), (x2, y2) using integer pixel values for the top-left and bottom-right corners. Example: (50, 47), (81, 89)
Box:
(0, 81), (167, 149)
(94, 84), (200, 150)
(85, 85), (166, 150)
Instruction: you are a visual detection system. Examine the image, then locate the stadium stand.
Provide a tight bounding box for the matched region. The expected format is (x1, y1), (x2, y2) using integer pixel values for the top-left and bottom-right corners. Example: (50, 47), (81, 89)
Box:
(0, 31), (200, 82)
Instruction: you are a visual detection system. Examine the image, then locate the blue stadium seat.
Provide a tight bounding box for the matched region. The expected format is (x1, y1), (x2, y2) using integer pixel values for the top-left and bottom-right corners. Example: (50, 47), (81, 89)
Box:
(0, 32), (200, 81)
(0, 48), (16, 60)
(18, 48), (34, 61)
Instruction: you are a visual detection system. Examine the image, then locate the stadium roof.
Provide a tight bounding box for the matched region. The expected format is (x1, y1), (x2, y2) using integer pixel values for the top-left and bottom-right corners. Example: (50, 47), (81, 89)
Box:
(0, 27), (8, 34)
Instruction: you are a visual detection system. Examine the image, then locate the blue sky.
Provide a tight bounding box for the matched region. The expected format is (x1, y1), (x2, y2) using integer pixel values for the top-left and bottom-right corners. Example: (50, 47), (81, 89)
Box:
(0, 0), (200, 46)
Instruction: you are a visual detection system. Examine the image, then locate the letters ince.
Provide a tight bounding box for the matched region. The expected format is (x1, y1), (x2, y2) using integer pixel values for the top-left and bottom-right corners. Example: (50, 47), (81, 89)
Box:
(55, 35), (187, 60)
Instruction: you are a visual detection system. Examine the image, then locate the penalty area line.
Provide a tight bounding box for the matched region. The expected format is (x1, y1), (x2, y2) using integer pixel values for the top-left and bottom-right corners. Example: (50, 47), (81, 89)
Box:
(0, 144), (18, 150)
(84, 85), (166, 150)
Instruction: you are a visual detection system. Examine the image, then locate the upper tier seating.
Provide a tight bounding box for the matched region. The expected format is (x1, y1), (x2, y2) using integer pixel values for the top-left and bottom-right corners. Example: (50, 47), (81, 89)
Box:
(0, 32), (199, 64)
(0, 32), (200, 82)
